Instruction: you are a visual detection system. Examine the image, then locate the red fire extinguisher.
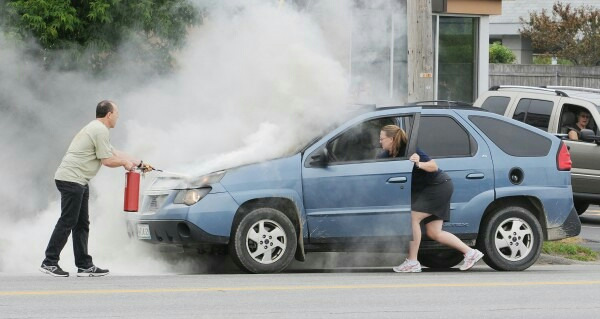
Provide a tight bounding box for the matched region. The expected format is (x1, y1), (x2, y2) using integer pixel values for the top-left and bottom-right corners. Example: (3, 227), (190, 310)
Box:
(124, 170), (141, 212)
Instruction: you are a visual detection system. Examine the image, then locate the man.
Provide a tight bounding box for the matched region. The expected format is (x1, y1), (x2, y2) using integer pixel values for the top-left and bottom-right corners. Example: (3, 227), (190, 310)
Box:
(40, 100), (151, 277)
(568, 109), (592, 141)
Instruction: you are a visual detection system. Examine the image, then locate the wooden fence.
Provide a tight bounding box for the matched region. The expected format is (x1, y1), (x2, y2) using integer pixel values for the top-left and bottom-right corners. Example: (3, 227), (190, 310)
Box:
(489, 64), (600, 88)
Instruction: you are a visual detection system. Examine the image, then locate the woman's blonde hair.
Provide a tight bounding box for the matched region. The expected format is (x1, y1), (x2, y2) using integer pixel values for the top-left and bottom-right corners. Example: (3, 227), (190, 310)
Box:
(381, 125), (408, 157)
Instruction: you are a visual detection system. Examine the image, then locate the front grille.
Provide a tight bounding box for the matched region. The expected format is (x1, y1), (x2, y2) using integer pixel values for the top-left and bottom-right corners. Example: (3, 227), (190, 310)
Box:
(142, 194), (168, 213)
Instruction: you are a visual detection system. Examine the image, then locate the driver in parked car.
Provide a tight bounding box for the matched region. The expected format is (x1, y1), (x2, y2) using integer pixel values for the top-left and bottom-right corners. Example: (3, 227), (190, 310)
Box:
(568, 110), (592, 141)
(377, 125), (484, 272)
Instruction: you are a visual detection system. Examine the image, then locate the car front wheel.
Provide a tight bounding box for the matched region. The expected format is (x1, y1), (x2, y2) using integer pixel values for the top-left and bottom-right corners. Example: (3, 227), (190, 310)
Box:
(230, 207), (297, 273)
(478, 206), (543, 271)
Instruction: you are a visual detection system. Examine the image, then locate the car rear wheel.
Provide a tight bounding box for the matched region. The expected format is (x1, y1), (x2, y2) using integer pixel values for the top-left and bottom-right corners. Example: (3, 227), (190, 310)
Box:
(230, 207), (297, 273)
(478, 206), (543, 271)
(574, 201), (589, 215)
(418, 250), (464, 269)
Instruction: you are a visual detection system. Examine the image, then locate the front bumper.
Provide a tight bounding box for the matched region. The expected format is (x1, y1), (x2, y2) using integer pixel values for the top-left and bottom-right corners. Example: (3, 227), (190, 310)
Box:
(547, 207), (582, 241)
(128, 220), (229, 245)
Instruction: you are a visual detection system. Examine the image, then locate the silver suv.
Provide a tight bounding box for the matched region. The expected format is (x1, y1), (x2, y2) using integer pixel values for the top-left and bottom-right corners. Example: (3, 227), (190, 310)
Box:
(474, 86), (600, 215)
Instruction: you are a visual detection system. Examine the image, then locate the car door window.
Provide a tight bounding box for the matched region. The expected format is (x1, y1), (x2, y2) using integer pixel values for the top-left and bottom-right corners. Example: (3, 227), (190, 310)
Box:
(328, 116), (409, 164)
(417, 116), (476, 158)
(481, 96), (511, 115)
(512, 98), (554, 131)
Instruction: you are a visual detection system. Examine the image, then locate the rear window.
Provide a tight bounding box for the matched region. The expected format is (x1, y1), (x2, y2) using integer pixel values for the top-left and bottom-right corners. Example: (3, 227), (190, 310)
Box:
(512, 98), (554, 131)
(468, 115), (551, 157)
(481, 96), (511, 115)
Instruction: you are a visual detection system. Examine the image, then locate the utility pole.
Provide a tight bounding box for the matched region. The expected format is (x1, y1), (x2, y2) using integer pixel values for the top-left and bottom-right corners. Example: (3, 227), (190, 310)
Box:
(407, 0), (434, 102)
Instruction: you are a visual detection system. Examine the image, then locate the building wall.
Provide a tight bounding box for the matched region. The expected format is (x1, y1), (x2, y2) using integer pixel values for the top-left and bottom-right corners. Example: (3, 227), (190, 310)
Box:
(447, 0), (501, 15)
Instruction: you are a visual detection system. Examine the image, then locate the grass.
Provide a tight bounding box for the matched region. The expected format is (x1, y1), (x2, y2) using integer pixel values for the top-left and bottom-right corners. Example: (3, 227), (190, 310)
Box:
(543, 237), (599, 262)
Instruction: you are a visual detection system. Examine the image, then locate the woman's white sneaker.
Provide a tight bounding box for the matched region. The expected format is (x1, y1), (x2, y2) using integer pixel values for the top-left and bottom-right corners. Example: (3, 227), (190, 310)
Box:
(393, 259), (422, 273)
(459, 249), (484, 271)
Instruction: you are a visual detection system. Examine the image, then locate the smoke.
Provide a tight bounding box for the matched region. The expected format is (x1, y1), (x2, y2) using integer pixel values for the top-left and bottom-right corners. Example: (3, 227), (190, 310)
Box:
(0, 0), (407, 274)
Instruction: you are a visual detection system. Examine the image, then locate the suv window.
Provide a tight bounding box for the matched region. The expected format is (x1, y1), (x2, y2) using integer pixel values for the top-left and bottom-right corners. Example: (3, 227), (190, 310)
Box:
(512, 98), (554, 131)
(481, 96), (510, 115)
(417, 116), (476, 158)
(328, 117), (405, 163)
(469, 115), (551, 157)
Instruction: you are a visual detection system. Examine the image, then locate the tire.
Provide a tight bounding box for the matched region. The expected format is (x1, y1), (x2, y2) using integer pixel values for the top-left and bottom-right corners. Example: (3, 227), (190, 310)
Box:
(229, 207), (297, 273)
(477, 206), (543, 271)
(418, 250), (464, 269)
(574, 201), (590, 215)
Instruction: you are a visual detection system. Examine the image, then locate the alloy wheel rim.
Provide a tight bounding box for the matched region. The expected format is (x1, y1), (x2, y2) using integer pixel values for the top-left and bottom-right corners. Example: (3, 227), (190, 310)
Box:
(494, 217), (534, 261)
(246, 219), (287, 264)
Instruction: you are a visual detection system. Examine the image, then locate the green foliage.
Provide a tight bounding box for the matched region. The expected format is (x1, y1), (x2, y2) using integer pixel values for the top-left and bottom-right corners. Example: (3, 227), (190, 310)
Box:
(489, 42), (516, 64)
(520, 1), (600, 66)
(532, 55), (574, 65)
(543, 239), (599, 262)
(0, 0), (199, 72)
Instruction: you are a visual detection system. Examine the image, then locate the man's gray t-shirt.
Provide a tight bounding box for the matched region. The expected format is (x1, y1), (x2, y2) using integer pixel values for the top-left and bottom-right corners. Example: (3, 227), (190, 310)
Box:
(55, 120), (113, 185)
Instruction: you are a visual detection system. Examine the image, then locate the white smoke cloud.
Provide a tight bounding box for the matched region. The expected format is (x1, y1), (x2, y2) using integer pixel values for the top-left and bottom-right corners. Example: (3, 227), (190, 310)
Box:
(0, 0), (357, 274)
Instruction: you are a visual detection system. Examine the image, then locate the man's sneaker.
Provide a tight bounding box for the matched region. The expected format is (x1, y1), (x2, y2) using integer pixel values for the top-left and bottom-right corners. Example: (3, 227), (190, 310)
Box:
(460, 249), (484, 271)
(393, 259), (422, 273)
(39, 264), (69, 277)
(77, 265), (109, 277)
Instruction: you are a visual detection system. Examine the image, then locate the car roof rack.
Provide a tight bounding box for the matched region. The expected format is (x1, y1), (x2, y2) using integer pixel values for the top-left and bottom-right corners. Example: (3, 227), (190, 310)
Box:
(406, 100), (473, 107)
(541, 86), (600, 94)
(489, 85), (569, 97)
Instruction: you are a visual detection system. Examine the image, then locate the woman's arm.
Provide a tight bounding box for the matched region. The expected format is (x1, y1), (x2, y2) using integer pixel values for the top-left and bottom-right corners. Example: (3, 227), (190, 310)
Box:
(568, 130), (579, 141)
(409, 153), (438, 172)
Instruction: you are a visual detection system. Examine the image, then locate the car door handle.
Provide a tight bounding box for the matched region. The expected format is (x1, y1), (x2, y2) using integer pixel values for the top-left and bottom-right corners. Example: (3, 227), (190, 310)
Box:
(466, 173), (485, 179)
(387, 177), (407, 183)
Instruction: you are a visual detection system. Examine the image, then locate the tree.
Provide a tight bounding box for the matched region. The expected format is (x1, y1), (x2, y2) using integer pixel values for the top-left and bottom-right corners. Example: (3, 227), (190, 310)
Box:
(489, 42), (516, 64)
(0, 0), (199, 72)
(520, 2), (600, 66)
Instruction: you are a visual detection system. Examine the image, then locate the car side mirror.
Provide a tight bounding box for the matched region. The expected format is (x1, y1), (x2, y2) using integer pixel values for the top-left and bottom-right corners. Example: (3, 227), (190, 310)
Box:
(580, 129), (600, 144)
(309, 147), (329, 168)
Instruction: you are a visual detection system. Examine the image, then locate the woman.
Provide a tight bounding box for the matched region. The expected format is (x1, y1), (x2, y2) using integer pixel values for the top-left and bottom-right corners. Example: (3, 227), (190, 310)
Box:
(378, 125), (483, 272)
(568, 110), (592, 141)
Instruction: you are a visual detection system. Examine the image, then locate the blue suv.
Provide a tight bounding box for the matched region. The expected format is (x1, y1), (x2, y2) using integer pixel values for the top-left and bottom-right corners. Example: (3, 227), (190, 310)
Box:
(127, 104), (581, 273)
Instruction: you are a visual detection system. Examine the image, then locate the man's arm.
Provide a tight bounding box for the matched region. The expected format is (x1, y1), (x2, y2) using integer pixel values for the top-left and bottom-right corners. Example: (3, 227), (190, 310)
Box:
(112, 149), (141, 166)
(101, 150), (138, 170)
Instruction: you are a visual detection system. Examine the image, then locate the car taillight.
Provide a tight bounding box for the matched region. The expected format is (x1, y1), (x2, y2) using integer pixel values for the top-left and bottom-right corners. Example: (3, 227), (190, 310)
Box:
(557, 142), (572, 171)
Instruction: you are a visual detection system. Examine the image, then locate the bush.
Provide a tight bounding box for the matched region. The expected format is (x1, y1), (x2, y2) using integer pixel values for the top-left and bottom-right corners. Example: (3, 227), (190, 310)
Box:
(489, 42), (516, 64)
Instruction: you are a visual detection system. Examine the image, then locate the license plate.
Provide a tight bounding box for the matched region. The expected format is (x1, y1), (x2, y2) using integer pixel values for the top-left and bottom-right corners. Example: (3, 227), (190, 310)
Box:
(137, 224), (151, 240)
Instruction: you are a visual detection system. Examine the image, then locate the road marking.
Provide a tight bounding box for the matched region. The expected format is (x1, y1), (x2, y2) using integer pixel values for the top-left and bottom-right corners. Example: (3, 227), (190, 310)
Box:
(3, 281), (600, 296)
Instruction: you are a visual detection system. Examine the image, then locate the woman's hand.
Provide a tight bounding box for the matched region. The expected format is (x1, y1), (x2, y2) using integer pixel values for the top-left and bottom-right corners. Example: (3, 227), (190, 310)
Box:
(409, 153), (420, 165)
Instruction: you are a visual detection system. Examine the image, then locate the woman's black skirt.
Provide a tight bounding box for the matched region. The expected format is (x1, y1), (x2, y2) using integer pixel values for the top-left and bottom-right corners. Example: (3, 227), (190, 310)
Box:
(411, 178), (454, 222)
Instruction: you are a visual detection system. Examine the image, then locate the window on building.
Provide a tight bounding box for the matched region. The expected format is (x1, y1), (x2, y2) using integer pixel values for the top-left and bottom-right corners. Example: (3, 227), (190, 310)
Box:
(512, 98), (554, 131)
(437, 16), (478, 103)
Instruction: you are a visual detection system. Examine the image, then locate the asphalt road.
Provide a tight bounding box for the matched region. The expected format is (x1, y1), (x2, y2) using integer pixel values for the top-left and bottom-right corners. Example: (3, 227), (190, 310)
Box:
(1, 207), (598, 319)
(2, 262), (600, 319)
(580, 205), (600, 245)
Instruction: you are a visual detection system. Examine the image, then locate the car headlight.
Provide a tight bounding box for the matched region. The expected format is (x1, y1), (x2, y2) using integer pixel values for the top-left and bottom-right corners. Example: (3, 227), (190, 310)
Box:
(186, 170), (226, 188)
(173, 187), (211, 206)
